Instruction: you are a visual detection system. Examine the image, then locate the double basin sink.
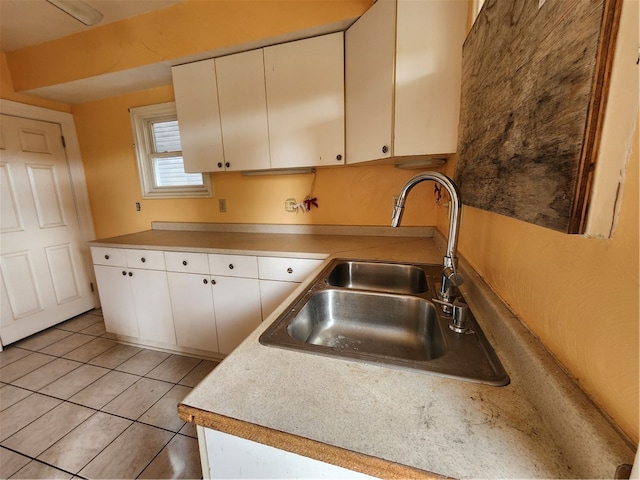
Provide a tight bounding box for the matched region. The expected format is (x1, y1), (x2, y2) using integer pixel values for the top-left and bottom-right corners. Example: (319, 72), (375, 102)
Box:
(259, 259), (509, 386)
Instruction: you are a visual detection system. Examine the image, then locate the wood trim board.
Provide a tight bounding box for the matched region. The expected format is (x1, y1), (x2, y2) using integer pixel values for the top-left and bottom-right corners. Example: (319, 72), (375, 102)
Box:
(454, 0), (622, 233)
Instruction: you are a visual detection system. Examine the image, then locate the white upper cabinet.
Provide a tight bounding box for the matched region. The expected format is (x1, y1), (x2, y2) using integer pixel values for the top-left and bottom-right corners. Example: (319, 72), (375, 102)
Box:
(345, 0), (467, 164)
(264, 32), (345, 169)
(345, 0), (396, 164)
(215, 50), (271, 171)
(172, 60), (225, 172)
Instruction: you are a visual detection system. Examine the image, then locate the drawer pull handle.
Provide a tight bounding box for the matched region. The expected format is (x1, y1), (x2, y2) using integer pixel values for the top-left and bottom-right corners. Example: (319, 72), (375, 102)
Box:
(228, 264), (234, 270)
(105, 254), (110, 260)
(183, 260), (188, 266)
(203, 278), (208, 285)
(287, 267), (293, 274)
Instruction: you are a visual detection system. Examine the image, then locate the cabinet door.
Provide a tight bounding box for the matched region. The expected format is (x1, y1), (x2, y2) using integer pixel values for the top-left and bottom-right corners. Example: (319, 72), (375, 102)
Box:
(212, 276), (261, 355)
(129, 268), (176, 345)
(259, 279), (298, 320)
(93, 265), (139, 338)
(264, 33), (345, 169)
(167, 272), (219, 353)
(394, 0), (467, 156)
(172, 60), (225, 172)
(216, 50), (270, 171)
(345, 0), (396, 164)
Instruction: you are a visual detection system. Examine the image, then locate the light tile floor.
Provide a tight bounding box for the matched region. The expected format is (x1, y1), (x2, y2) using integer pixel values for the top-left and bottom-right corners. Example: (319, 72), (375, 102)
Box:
(0, 310), (218, 479)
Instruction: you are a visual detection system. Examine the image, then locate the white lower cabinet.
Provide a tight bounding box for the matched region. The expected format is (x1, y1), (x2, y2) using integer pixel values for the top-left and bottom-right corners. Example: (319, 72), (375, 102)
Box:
(202, 428), (375, 479)
(92, 264), (174, 344)
(92, 246), (323, 357)
(129, 268), (175, 345)
(93, 265), (139, 338)
(258, 256), (323, 319)
(212, 275), (262, 355)
(167, 272), (219, 353)
(259, 280), (298, 320)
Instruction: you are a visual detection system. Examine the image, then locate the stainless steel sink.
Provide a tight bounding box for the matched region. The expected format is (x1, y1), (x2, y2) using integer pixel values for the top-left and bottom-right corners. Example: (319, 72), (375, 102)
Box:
(326, 260), (428, 294)
(286, 289), (445, 361)
(260, 259), (509, 386)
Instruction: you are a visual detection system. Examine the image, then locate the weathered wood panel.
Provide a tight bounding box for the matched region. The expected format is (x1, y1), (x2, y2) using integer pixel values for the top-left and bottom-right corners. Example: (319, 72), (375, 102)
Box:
(454, 0), (621, 233)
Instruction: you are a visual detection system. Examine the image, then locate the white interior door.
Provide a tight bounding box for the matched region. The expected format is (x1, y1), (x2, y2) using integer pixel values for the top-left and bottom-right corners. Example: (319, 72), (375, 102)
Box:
(0, 114), (95, 345)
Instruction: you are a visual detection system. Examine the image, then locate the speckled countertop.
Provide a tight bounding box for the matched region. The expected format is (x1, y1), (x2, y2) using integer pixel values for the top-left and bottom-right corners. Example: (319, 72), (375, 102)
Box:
(90, 224), (635, 479)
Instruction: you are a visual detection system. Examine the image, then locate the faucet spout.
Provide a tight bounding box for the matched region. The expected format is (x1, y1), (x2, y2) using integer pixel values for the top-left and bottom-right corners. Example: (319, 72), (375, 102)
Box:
(391, 171), (462, 302)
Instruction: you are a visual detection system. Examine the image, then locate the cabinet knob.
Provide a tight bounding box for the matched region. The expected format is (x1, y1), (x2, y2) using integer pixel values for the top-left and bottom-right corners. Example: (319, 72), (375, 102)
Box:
(225, 162), (230, 168)
(382, 145), (389, 154)
(211, 279), (217, 285)
(287, 267), (293, 274)
(183, 260), (188, 266)
(128, 271), (133, 277)
(203, 278), (208, 285)
(228, 264), (234, 270)
(217, 162), (223, 168)
(122, 270), (126, 276)
(336, 154), (342, 161)
(104, 254), (110, 260)
(141, 257), (146, 263)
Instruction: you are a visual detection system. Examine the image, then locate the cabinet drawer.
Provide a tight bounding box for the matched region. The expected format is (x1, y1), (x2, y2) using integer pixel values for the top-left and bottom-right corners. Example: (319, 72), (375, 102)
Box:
(209, 254), (258, 278)
(125, 249), (166, 271)
(258, 257), (323, 283)
(91, 247), (126, 267)
(165, 251), (210, 274)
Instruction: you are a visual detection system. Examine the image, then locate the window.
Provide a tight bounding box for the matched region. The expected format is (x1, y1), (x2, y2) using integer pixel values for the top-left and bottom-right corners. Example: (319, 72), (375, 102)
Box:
(130, 102), (213, 198)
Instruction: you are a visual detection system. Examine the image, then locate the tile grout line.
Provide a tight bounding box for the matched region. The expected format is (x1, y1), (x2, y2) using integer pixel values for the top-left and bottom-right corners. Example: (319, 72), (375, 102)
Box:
(0, 444), (85, 480)
(1, 311), (207, 478)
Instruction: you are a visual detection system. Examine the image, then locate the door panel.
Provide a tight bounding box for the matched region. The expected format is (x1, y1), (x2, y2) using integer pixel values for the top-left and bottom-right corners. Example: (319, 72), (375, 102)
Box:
(0, 163), (23, 233)
(0, 114), (94, 345)
(27, 164), (66, 228)
(0, 251), (42, 319)
(45, 243), (81, 304)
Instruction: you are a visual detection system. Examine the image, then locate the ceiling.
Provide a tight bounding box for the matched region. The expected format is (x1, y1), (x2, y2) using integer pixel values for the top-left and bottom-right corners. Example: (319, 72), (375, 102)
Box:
(0, 0), (358, 104)
(0, 0), (183, 52)
(0, 0), (184, 104)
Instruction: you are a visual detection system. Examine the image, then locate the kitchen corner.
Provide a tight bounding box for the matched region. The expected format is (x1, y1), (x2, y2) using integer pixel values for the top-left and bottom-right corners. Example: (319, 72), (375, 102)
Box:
(171, 225), (635, 479)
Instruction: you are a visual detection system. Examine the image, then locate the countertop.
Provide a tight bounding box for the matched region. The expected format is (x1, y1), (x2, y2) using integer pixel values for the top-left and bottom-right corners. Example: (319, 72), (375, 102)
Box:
(90, 224), (635, 479)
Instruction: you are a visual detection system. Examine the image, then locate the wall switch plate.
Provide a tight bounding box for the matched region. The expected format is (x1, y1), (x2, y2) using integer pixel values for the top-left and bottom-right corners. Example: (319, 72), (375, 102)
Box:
(285, 198), (297, 212)
(218, 199), (227, 213)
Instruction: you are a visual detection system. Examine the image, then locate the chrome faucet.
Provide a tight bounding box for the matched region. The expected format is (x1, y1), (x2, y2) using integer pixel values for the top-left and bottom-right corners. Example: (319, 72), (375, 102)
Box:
(391, 171), (463, 304)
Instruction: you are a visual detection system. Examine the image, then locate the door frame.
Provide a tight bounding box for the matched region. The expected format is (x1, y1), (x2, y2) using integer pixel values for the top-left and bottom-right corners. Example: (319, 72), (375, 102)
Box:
(0, 99), (99, 314)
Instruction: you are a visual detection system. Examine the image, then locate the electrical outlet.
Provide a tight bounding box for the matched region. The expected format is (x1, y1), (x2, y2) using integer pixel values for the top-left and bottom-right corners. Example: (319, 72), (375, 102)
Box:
(285, 198), (297, 212)
(135, 202), (141, 212)
(218, 198), (227, 213)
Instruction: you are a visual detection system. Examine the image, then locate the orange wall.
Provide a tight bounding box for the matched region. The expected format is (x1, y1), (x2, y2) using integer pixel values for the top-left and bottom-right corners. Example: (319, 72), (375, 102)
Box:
(72, 87), (437, 239)
(0, 53), (71, 112)
(454, 125), (638, 441)
(441, 0), (639, 443)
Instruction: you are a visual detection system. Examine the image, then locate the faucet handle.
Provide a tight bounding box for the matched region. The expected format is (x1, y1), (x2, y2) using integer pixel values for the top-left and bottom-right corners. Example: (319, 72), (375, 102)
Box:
(432, 298), (472, 334)
(443, 266), (463, 286)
